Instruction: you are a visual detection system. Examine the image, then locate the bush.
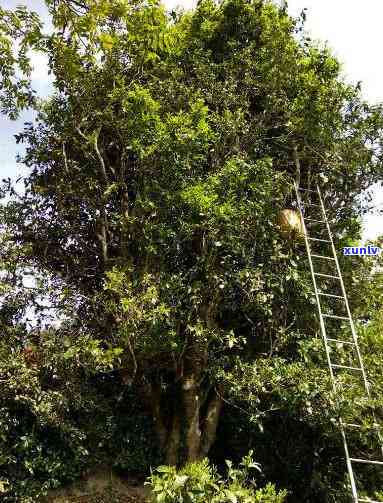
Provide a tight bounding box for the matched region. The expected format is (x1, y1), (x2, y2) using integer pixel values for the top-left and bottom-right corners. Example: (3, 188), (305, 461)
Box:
(0, 333), (159, 502)
(146, 452), (287, 503)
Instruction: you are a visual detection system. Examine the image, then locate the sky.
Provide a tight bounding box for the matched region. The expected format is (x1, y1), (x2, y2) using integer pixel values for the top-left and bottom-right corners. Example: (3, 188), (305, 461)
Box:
(1, 0), (382, 240)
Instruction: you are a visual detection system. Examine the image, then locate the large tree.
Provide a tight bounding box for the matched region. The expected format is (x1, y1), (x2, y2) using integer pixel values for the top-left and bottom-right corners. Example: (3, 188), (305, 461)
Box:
(1, 0), (383, 469)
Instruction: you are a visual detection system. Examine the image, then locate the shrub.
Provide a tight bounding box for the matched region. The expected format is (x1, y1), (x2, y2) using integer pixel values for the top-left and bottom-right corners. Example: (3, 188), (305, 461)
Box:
(0, 334), (159, 502)
(146, 452), (287, 502)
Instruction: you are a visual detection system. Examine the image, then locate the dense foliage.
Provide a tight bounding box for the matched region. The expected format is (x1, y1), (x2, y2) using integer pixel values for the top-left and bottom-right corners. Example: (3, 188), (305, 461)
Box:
(1, 0), (383, 501)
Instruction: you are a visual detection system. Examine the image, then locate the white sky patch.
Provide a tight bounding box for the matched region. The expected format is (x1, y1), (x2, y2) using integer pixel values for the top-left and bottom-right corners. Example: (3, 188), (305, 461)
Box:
(30, 50), (54, 96)
(287, 0), (383, 105)
(22, 272), (36, 289)
(164, 0), (195, 10)
(363, 184), (383, 241)
(30, 51), (51, 82)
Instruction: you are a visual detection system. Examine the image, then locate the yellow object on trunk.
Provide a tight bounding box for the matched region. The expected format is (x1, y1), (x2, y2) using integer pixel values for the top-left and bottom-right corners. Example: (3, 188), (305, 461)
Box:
(277, 209), (304, 239)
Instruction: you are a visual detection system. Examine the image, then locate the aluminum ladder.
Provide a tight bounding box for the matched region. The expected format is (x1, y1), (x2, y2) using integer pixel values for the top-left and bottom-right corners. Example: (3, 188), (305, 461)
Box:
(295, 182), (383, 503)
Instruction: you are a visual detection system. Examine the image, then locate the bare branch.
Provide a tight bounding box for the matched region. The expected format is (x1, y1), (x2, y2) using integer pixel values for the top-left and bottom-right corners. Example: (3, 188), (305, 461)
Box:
(93, 130), (108, 183)
(96, 214), (108, 264)
(62, 141), (69, 174)
(293, 143), (301, 187)
(126, 336), (137, 380)
(75, 126), (88, 141)
(76, 126), (108, 183)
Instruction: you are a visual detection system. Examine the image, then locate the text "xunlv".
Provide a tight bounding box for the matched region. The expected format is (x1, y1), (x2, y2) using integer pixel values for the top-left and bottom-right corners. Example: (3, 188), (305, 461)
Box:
(343, 246), (382, 256)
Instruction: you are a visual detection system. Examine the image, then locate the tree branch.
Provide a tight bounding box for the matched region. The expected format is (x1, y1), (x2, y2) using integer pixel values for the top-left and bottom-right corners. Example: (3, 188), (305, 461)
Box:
(126, 336), (137, 381)
(62, 142), (70, 174)
(293, 143), (301, 187)
(76, 126), (108, 183)
(93, 130), (108, 183)
(96, 213), (108, 264)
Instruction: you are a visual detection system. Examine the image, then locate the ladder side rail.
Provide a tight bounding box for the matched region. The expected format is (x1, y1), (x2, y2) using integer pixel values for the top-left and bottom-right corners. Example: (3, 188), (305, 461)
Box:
(295, 181), (340, 387)
(295, 182), (359, 502)
(340, 426), (360, 503)
(316, 185), (383, 460)
(315, 186), (370, 397)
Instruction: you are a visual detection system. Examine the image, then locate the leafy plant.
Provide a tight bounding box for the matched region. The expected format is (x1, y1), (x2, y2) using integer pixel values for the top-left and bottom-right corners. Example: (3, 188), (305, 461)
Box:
(147, 453), (287, 502)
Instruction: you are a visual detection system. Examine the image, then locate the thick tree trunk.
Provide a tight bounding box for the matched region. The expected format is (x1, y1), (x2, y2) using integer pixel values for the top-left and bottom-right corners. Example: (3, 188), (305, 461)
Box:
(182, 372), (202, 461)
(165, 411), (181, 465)
(138, 323), (222, 464)
(181, 340), (209, 462)
(147, 381), (168, 451)
(141, 375), (223, 465)
(200, 387), (224, 458)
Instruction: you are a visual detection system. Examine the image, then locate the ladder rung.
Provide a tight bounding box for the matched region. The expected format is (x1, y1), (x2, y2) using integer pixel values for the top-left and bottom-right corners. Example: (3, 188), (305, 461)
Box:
(342, 422), (362, 429)
(326, 338), (355, 346)
(350, 458), (383, 466)
(298, 187), (317, 193)
(305, 218), (325, 223)
(323, 314), (349, 320)
(311, 254), (335, 261)
(307, 237), (331, 243)
(331, 364), (362, 371)
(317, 292), (344, 299)
(314, 272), (340, 280)
(342, 422), (381, 432)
